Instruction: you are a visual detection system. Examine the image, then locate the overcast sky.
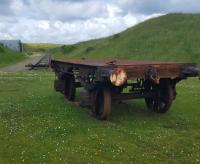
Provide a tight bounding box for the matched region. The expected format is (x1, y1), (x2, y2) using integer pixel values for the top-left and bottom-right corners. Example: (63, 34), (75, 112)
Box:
(0, 0), (199, 44)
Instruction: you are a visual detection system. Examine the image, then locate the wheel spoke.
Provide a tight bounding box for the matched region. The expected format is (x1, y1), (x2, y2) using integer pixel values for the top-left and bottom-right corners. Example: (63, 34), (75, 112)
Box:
(145, 79), (175, 113)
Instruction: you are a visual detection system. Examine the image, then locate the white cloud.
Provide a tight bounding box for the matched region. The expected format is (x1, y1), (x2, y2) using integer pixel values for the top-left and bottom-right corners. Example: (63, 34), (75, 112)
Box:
(115, 0), (200, 14)
(10, 0), (108, 21)
(0, 0), (199, 44)
(38, 21), (50, 30)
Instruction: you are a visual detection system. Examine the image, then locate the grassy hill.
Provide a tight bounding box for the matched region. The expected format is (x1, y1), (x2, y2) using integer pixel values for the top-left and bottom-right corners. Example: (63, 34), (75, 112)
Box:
(1, 13), (200, 163)
(0, 44), (26, 68)
(52, 13), (200, 65)
(24, 43), (62, 55)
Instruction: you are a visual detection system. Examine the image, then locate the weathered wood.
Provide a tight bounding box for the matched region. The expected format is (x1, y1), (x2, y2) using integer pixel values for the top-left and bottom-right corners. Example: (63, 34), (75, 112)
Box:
(51, 59), (198, 81)
(51, 59), (200, 120)
(26, 54), (52, 70)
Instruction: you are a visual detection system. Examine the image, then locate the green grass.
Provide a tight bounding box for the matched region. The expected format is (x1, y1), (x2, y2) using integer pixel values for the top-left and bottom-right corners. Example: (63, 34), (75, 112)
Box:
(0, 71), (200, 163)
(0, 45), (26, 68)
(23, 43), (62, 55)
(51, 13), (200, 66)
(1, 13), (200, 163)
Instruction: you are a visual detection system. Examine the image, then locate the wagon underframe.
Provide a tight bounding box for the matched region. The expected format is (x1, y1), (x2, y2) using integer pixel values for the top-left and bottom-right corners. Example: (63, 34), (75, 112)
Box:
(51, 59), (200, 120)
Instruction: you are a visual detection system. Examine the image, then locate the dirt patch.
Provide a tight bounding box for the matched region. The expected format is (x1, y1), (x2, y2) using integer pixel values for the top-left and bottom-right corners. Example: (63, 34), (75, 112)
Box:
(0, 54), (44, 72)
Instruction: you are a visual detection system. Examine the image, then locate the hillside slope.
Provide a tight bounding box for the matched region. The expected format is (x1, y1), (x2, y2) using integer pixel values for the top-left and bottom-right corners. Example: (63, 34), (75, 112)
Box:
(23, 43), (62, 55)
(52, 13), (200, 65)
(0, 44), (26, 68)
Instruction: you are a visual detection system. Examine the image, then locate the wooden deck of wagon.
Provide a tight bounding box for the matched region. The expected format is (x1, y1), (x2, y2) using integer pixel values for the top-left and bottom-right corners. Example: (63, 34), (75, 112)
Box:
(51, 59), (196, 79)
(51, 59), (199, 120)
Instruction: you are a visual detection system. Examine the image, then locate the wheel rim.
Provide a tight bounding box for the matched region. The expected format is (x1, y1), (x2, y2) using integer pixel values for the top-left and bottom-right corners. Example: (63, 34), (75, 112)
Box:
(145, 79), (174, 113)
(94, 89), (111, 120)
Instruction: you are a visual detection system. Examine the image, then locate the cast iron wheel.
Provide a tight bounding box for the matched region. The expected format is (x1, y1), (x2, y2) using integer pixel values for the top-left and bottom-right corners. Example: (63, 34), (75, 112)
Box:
(93, 88), (111, 120)
(64, 75), (76, 101)
(145, 79), (174, 113)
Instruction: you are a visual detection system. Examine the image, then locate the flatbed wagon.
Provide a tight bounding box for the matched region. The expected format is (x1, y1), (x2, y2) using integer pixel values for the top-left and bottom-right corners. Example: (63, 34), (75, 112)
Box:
(51, 59), (200, 120)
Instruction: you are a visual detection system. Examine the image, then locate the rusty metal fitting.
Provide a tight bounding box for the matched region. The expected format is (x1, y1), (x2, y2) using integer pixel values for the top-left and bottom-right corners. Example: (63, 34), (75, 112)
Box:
(145, 66), (160, 84)
(150, 75), (160, 84)
(110, 68), (127, 86)
(106, 60), (117, 65)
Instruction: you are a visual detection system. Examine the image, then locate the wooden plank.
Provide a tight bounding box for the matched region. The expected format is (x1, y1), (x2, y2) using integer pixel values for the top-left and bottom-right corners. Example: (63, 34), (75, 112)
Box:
(51, 59), (197, 80)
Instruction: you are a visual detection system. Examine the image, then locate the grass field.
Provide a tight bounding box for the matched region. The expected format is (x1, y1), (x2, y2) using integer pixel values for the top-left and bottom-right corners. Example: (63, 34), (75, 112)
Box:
(0, 71), (200, 163)
(0, 45), (26, 68)
(51, 13), (200, 66)
(23, 43), (62, 55)
(1, 13), (200, 163)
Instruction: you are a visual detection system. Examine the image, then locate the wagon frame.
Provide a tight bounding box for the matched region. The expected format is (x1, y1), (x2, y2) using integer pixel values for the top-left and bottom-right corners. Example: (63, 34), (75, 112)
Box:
(51, 59), (200, 120)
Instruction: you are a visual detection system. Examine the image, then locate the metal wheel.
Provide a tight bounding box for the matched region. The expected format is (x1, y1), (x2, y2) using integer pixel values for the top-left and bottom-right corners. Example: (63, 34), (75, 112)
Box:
(93, 88), (111, 120)
(145, 79), (174, 113)
(64, 75), (76, 101)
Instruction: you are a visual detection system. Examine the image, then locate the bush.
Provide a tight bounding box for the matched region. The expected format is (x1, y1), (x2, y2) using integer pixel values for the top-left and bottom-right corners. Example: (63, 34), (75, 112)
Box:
(61, 45), (76, 54)
(113, 34), (120, 39)
(0, 44), (5, 53)
(85, 46), (94, 53)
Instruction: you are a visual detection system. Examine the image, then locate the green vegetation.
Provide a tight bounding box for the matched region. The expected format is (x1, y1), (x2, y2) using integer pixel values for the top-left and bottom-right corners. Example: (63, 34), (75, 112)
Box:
(23, 43), (62, 55)
(52, 13), (200, 66)
(0, 44), (26, 68)
(1, 13), (200, 163)
(0, 71), (200, 163)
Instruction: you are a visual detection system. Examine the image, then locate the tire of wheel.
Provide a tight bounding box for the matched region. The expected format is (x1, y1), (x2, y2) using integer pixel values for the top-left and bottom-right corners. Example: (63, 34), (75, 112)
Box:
(93, 88), (111, 120)
(145, 79), (174, 113)
(64, 75), (76, 101)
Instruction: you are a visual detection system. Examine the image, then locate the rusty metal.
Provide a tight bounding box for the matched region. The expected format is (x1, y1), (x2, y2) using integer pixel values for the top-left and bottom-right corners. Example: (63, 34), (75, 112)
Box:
(145, 66), (160, 84)
(144, 79), (174, 113)
(26, 54), (52, 70)
(56, 59), (194, 67)
(181, 66), (200, 79)
(112, 91), (154, 101)
(93, 89), (111, 120)
(51, 59), (200, 120)
(106, 60), (117, 65)
(51, 59), (196, 81)
(64, 75), (76, 101)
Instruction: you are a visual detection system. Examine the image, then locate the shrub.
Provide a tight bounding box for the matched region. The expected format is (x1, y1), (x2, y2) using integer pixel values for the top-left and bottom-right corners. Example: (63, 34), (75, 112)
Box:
(61, 45), (76, 54)
(0, 44), (5, 52)
(85, 46), (94, 53)
(113, 34), (120, 39)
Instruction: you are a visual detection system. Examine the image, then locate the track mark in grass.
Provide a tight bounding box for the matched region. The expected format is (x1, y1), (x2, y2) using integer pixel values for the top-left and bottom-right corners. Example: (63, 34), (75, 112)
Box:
(161, 115), (189, 130)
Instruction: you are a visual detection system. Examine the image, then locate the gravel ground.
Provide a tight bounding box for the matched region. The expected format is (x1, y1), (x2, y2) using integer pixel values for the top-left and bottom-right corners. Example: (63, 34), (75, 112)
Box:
(0, 54), (44, 72)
